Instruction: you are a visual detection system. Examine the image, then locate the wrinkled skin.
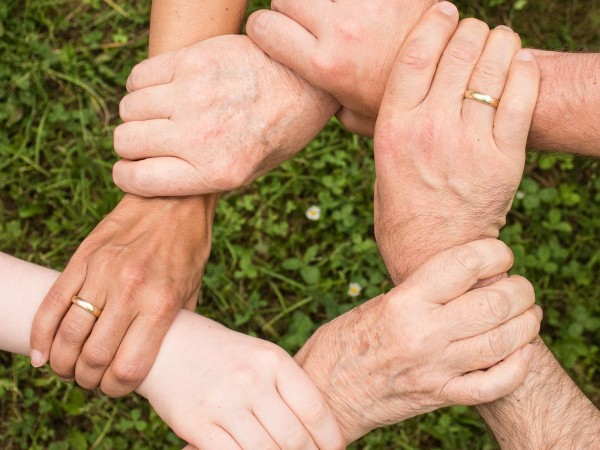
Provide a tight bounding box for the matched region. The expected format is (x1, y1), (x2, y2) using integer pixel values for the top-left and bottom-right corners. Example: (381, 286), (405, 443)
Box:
(112, 34), (338, 197)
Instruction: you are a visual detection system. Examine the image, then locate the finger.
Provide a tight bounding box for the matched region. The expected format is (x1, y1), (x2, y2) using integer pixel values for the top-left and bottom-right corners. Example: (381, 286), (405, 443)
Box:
(450, 305), (542, 372)
(220, 413), (279, 450)
(253, 396), (317, 450)
(402, 239), (514, 305)
(270, 0), (332, 34)
(112, 157), (203, 197)
(100, 306), (177, 397)
(119, 84), (175, 122)
(185, 424), (241, 450)
(440, 275), (535, 340)
(49, 284), (105, 379)
(462, 25), (521, 127)
(494, 49), (540, 154)
(378, 2), (459, 114)
(246, 10), (317, 82)
(276, 361), (345, 450)
(428, 18), (490, 106)
(74, 302), (134, 390)
(113, 120), (180, 160)
(30, 261), (87, 367)
(126, 51), (178, 92)
(336, 108), (375, 137)
(443, 343), (534, 405)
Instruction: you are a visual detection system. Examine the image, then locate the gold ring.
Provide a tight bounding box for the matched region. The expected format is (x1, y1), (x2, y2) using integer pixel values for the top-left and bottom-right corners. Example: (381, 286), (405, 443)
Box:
(71, 296), (103, 318)
(464, 90), (500, 109)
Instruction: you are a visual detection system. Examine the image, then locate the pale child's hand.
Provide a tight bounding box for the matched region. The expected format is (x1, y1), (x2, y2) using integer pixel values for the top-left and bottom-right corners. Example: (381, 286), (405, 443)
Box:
(137, 312), (345, 450)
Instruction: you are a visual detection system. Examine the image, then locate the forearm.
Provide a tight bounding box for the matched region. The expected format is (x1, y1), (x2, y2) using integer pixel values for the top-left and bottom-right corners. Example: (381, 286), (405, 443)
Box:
(477, 336), (600, 448)
(0, 252), (204, 400)
(121, 0), (249, 256)
(528, 50), (600, 156)
(149, 0), (247, 56)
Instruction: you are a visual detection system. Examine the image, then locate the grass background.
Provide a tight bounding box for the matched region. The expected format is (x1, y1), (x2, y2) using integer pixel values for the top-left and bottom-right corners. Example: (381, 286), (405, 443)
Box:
(1, 0), (599, 448)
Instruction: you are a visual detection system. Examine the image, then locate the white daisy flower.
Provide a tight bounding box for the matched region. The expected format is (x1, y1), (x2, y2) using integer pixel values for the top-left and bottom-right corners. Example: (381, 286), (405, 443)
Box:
(516, 191), (525, 200)
(306, 205), (321, 221)
(348, 282), (362, 297)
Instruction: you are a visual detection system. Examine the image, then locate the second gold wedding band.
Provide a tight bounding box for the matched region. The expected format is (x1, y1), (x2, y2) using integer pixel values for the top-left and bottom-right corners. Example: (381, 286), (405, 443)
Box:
(71, 296), (103, 318)
(464, 90), (500, 109)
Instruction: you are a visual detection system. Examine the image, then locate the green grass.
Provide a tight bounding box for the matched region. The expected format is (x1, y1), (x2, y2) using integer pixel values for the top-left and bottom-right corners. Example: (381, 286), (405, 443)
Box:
(1, 0), (599, 448)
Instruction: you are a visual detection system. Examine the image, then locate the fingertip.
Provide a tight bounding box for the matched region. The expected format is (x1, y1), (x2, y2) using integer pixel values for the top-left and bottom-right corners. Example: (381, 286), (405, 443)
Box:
(30, 349), (47, 368)
(111, 160), (128, 193)
(438, 1), (458, 18)
(533, 304), (543, 320)
(520, 343), (534, 363)
(246, 10), (270, 37)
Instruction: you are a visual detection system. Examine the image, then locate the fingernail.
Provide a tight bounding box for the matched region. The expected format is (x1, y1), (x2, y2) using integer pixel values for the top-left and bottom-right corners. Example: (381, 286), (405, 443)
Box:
(516, 49), (534, 61)
(438, 1), (458, 17)
(59, 377), (74, 383)
(30, 349), (45, 368)
(533, 304), (544, 320)
(520, 344), (534, 363)
(495, 25), (513, 32)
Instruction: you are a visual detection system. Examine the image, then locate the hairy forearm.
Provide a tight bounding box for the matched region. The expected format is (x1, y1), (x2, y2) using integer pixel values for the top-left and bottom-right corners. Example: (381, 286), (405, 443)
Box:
(477, 336), (600, 448)
(528, 50), (600, 156)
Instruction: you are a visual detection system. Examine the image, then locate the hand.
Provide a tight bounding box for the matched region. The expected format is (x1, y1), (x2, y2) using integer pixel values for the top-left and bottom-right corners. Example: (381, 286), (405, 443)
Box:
(137, 311), (345, 450)
(30, 194), (215, 397)
(295, 239), (541, 443)
(112, 34), (338, 197)
(246, 0), (437, 136)
(373, 6), (540, 283)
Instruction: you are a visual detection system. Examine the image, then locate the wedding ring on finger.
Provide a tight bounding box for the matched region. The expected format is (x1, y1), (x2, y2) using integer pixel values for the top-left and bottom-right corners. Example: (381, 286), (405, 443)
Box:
(71, 296), (103, 319)
(464, 90), (500, 109)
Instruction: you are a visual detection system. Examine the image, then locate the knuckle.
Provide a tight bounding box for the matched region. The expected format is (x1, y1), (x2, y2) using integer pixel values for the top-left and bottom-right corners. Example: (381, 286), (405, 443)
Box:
(473, 60), (505, 81)
(210, 156), (250, 192)
(117, 265), (147, 288)
(233, 365), (261, 388)
(445, 39), (482, 66)
(152, 290), (182, 318)
(334, 19), (363, 44)
(262, 343), (288, 367)
(399, 39), (434, 70)
(510, 275), (535, 305)
(81, 344), (113, 371)
(44, 288), (71, 313)
(282, 428), (311, 450)
(109, 360), (147, 388)
(487, 327), (508, 359)
(50, 359), (72, 379)
(312, 53), (343, 79)
(452, 245), (482, 273)
(484, 288), (511, 321)
(57, 319), (87, 346)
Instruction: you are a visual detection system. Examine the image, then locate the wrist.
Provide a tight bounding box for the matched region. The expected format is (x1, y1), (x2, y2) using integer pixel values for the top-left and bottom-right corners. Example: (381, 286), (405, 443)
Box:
(376, 213), (501, 282)
(476, 336), (600, 449)
(528, 51), (600, 155)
